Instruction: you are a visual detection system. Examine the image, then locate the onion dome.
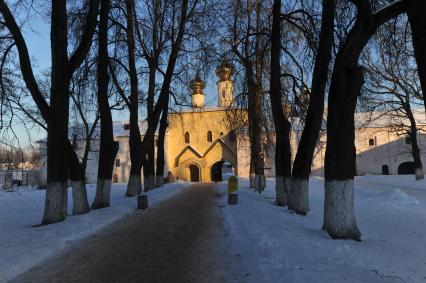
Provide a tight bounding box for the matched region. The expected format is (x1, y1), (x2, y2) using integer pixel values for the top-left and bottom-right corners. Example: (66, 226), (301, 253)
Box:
(190, 75), (206, 95)
(215, 62), (234, 81)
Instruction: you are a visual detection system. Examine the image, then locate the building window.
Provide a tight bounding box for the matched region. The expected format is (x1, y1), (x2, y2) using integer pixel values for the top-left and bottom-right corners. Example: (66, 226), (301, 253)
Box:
(368, 138), (375, 147)
(405, 136), (411, 144)
(123, 123), (130, 130)
(207, 131), (212, 142)
(229, 130), (236, 142)
(185, 132), (190, 144)
(116, 159), (120, 167)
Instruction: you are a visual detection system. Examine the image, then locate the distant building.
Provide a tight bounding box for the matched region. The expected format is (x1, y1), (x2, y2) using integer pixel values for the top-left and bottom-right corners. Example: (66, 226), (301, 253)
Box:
(37, 63), (426, 184)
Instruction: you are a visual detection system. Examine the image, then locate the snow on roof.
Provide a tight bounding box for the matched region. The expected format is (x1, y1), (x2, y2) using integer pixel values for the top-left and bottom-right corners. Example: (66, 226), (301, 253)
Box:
(354, 110), (426, 129)
(69, 120), (153, 140)
(169, 106), (230, 114)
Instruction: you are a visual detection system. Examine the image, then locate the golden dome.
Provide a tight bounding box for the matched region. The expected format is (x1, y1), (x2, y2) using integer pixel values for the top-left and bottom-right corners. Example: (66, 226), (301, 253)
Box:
(215, 62), (234, 81)
(190, 75), (205, 95)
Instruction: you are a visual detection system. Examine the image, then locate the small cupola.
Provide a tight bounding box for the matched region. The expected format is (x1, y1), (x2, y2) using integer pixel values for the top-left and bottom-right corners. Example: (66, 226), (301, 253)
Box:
(216, 62), (234, 107)
(190, 75), (205, 108)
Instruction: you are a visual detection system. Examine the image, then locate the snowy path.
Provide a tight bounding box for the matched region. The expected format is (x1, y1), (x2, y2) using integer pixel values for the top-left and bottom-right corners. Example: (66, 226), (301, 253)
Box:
(0, 182), (191, 282)
(10, 184), (233, 283)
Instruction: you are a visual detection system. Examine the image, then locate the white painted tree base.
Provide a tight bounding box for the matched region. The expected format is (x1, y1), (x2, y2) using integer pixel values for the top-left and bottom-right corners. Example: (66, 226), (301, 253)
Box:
(254, 174), (266, 192)
(42, 182), (67, 225)
(249, 173), (255, 188)
(155, 175), (164, 188)
(323, 179), (361, 240)
(144, 175), (156, 191)
(288, 178), (309, 214)
(71, 181), (90, 215)
(275, 176), (288, 206)
(92, 179), (112, 208)
(126, 175), (142, 197)
(415, 168), (424, 180)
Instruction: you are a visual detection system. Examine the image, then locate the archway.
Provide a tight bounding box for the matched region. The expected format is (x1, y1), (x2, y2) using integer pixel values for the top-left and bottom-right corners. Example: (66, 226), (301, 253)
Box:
(211, 161), (234, 182)
(189, 164), (200, 182)
(398, 161), (415, 175)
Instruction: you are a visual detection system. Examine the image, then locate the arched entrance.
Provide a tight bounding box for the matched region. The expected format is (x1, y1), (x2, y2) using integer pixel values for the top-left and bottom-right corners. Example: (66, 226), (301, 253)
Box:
(398, 161), (415, 175)
(211, 161), (234, 182)
(189, 164), (200, 182)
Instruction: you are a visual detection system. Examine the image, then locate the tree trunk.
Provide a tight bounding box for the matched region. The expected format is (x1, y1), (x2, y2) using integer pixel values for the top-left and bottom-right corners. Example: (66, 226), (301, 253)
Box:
(144, 135), (156, 191)
(68, 142), (90, 214)
(269, 0), (291, 206)
(323, 66), (362, 240)
(246, 64), (264, 192)
(145, 65), (157, 191)
(407, 114), (424, 180)
(43, 0), (69, 225)
(155, 101), (169, 187)
(249, 149), (255, 188)
(125, 0), (143, 197)
(322, 0), (406, 240)
(407, 0), (426, 112)
(92, 0), (120, 208)
(290, 0), (335, 214)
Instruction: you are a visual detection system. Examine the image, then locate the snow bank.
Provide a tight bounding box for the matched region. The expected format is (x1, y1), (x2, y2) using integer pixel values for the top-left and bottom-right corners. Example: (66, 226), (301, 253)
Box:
(217, 176), (426, 282)
(0, 181), (190, 283)
(376, 188), (420, 206)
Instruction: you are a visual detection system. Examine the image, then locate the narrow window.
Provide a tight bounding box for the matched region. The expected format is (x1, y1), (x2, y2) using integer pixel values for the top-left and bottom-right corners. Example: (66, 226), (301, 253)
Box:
(207, 131), (212, 142)
(368, 138), (375, 146)
(405, 136), (411, 144)
(185, 132), (190, 144)
(116, 159), (120, 167)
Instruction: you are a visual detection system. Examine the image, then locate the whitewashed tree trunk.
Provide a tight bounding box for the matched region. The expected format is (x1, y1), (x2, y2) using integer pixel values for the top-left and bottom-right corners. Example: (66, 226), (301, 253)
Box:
(323, 180), (361, 240)
(415, 168), (424, 180)
(254, 174), (266, 192)
(71, 181), (90, 215)
(144, 175), (156, 191)
(275, 176), (289, 206)
(42, 182), (67, 224)
(126, 174), (142, 197)
(156, 175), (164, 187)
(249, 173), (255, 188)
(288, 178), (309, 214)
(92, 179), (112, 208)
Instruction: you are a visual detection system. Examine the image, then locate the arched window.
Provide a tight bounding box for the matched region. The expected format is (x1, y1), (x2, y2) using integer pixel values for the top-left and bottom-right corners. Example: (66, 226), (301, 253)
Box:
(184, 132), (190, 144)
(207, 131), (212, 142)
(229, 130), (236, 142)
(368, 138), (375, 146)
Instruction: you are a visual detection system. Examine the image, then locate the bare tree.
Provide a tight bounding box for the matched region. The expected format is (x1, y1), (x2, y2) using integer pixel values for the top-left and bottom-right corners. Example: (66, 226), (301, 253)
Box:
(323, 0), (407, 240)
(406, 0), (426, 112)
(289, 0), (335, 214)
(0, 0), (100, 224)
(363, 19), (424, 180)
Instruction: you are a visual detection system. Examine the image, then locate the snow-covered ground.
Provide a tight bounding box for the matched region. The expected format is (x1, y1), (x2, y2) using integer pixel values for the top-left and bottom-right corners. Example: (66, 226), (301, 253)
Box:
(217, 175), (426, 283)
(0, 181), (190, 283)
